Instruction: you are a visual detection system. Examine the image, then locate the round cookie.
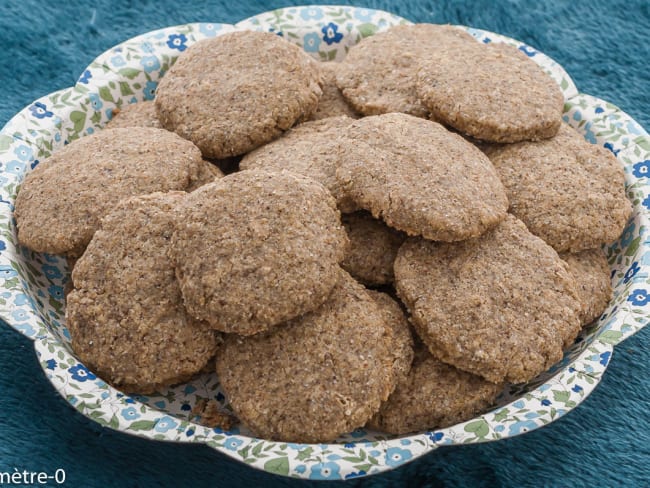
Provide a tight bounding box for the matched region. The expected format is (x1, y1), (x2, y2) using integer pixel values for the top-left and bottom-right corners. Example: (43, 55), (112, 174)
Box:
(560, 249), (612, 326)
(366, 290), (415, 389)
(240, 116), (357, 212)
(367, 345), (503, 435)
(308, 62), (360, 121)
(186, 160), (224, 192)
(169, 169), (349, 336)
(106, 100), (163, 129)
(341, 211), (406, 285)
(416, 41), (564, 142)
(155, 31), (322, 158)
(215, 271), (403, 443)
(335, 113), (509, 241)
(394, 214), (582, 384)
(336, 24), (475, 117)
(487, 123), (632, 252)
(66, 192), (220, 394)
(15, 127), (208, 257)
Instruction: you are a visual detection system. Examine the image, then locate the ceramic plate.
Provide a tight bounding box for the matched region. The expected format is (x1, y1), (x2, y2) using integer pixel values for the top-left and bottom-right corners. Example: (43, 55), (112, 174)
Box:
(1, 5), (649, 481)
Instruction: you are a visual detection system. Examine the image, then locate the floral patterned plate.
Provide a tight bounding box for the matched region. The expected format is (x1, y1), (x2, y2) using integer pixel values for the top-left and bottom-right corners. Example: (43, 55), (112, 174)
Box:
(1, 5), (649, 481)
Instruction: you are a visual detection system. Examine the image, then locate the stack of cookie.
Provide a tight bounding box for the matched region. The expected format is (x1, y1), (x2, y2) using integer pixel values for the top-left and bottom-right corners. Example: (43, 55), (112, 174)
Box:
(14, 26), (631, 442)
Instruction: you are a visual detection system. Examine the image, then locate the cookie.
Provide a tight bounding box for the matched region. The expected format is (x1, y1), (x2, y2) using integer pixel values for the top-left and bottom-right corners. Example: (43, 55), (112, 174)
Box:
(215, 271), (404, 443)
(336, 113), (509, 241)
(394, 214), (582, 384)
(560, 249), (612, 326)
(106, 101), (163, 129)
(169, 169), (349, 336)
(15, 127), (208, 257)
(487, 123), (632, 252)
(66, 192), (220, 394)
(186, 160), (224, 192)
(240, 115), (357, 212)
(416, 41), (564, 142)
(155, 31), (322, 158)
(308, 62), (360, 121)
(367, 345), (502, 435)
(336, 24), (475, 117)
(367, 290), (414, 388)
(341, 211), (406, 285)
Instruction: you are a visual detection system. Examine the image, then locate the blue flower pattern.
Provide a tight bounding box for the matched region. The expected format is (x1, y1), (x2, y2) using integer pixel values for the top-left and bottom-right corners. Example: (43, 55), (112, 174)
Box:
(627, 289), (650, 306)
(309, 462), (340, 480)
(166, 34), (187, 51)
(385, 447), (412, 467)
(140, 55), (160, 73)
(69, 363), (96, 382)
(303, 33), (321, 53)
(624, 261), (640, 283)
(322, 22), (343, 45)
(154, 416), (178, 433)
(632, 160), (650, 178)
(29, 102), (53, 119)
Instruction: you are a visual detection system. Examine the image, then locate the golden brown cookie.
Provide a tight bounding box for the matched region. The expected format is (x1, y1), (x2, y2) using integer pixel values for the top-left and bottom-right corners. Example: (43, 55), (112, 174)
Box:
(336, 24), (475, 117)
(155, 31), (322, 158)
(186, 160), (224, 192)
(394, 214), (582, 384)
(15, 127), (208, 257)
(66, 192), (220, 394)
(416, 41), (564, 142)
(487, 124), (632, 252)
(335, 113), (509, 241)
(240, 115), (357, 212)
(215, 271), (404, 443)
(169, 169), (349, 336)
(106, 101), (163, 129)
(560, 249), (612, 326)
(341, 211), (406, 285)
(367, 345), (502, 435)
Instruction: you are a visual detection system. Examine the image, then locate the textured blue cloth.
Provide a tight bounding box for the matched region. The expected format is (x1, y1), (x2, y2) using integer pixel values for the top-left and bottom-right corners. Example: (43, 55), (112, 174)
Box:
(1, 1), (649, 486)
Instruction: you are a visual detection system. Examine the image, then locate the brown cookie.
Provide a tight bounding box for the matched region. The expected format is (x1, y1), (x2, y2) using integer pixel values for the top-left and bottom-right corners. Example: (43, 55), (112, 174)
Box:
(308, 62), (360, 121)
(66, 192), (220, 394)
(240, 115), (358, 212)
(155, 31), (322, 158)
(336, 113), (509, 241)
(169, 169), (349, 336)
(416, 41), (564, 142)
(186, 160), (224, 192)
(560, 249), (612, 326)
(394, 214), (582, 384)
(341, 211), (406, 285)
(215, 271), (403, 443)
(367, 290), (415, 389)
(15, 127), (208, 257)
(367, 345), (502, 435)
(336, 24), (475, 117)
(487, 123), (632, 252)
(106, 101), (163, 129)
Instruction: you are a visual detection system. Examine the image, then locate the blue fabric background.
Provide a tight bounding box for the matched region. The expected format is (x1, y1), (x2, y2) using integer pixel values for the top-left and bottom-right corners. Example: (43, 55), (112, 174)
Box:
(1, 1), (649, 486)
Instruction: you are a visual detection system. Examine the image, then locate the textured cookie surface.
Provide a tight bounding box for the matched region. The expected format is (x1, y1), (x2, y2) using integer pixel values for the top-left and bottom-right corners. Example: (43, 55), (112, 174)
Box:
(336, 113), (509, 241)
(15, 127), (207, 257)
(394, 215), (582, 384)
(308, 62), (360, 121)
(417, 41), (564, 142)
(186, 160), (224, 192)
(341, 211), (406, 285)
(368, 346), (502, 435)
(367, 290), (414, 389)
(336, 24), (475, 117)
(215, 272), (401, 442)
(560, 249), (612, 325)
(66, 192), (220, 394)
(106, 101), (163, 129)
(487, 124), (632, 252)
(240, 116), (357, 212)
(155, 31), (322, 158)
(170, 169), (348, 336)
